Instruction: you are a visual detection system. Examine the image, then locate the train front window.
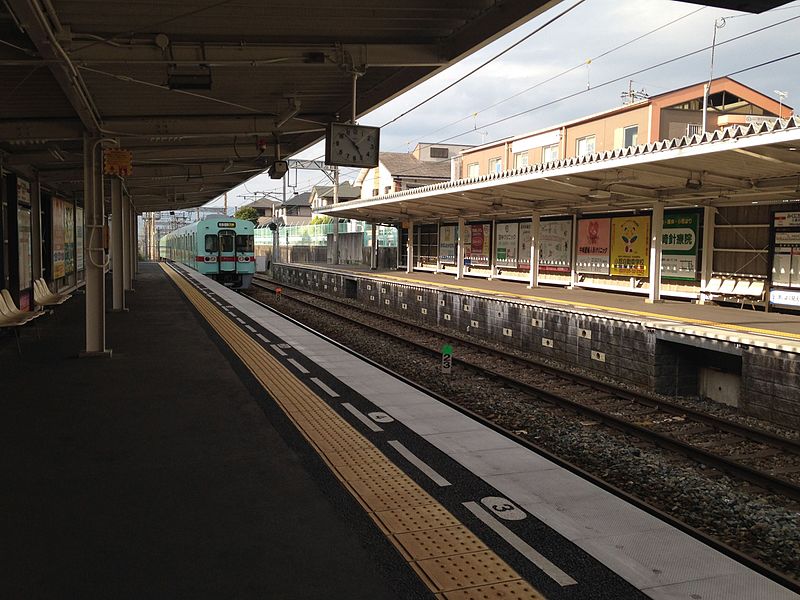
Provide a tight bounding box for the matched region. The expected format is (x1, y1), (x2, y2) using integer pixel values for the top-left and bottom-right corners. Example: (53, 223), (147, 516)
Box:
(219, 232), (234, 252)
(205, 235), (218, 252)
(236, 235), (253, 252)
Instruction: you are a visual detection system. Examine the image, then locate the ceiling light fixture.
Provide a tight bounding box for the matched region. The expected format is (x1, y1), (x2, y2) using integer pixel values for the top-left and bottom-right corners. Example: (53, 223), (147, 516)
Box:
(685, 177), (702, 190)
(587, 188), (611, 199)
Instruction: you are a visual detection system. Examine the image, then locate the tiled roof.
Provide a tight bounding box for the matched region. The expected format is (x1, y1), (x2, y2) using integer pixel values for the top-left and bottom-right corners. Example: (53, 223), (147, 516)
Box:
(379, 152), (451, 179)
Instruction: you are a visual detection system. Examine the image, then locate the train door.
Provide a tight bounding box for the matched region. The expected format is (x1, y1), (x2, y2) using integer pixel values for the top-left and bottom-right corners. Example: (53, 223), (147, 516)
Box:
(218, 229), (235, 273)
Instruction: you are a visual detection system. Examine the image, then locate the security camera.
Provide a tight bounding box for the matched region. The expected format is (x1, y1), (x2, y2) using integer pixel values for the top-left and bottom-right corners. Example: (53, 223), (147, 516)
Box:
(268, 160), (288, 179)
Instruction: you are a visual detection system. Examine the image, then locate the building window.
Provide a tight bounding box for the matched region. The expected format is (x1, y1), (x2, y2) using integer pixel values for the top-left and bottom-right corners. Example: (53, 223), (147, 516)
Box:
(384, 186), (392, 194)
(488, 157), (502, 173)
(542, 144), (559, 163)
(513, 152), (528, 168)
(372, 188), (379, 196)
(576, 135), (595, 157)
(686, 123), (702, 136)
(623, 125), (638, 147)
(467, 162), (479, 178)
(429, 147), (449, 159)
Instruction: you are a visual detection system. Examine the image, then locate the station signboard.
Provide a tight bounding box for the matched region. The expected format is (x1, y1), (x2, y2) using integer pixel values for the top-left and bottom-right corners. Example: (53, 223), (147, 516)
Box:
(576, 217), (611, 275)
(610, 215), (650, 277)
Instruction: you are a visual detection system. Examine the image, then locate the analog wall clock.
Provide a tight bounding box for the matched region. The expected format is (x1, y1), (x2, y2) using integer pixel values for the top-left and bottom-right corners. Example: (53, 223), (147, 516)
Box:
(325, 123), (380, 168)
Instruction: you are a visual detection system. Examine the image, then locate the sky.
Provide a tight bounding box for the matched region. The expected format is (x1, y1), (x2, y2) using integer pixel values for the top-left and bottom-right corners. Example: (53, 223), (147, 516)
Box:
(203, 0), (800, 212)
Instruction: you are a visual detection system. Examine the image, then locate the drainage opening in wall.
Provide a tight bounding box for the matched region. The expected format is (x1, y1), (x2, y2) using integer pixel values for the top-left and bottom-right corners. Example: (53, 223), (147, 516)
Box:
(658, 339), (742, 408)
(345, 278), (358, 299)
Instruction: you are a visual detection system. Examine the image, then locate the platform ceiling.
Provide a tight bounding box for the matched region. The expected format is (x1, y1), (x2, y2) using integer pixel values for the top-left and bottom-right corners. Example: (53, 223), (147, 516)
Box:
(0, 0), (793, 213)
(318, 119), (800, 223)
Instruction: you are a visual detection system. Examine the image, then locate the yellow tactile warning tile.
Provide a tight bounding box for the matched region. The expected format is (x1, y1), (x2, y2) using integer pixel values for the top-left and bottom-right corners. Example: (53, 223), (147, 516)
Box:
(342, 268), (800, 342)
(161, 265), (546, 600)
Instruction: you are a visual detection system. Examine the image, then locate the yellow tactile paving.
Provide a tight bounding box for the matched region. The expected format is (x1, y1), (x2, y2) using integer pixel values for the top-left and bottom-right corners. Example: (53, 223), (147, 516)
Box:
(338, 268), (800, 342)
(161, 265), (546, 599)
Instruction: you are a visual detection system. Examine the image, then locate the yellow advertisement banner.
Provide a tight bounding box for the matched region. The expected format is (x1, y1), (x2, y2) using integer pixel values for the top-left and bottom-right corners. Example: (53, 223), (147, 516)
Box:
(610, 215), (650, 277)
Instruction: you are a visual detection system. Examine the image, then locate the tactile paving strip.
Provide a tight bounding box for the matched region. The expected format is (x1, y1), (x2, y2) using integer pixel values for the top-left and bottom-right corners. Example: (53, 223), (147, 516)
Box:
(162, 265), (546, 600)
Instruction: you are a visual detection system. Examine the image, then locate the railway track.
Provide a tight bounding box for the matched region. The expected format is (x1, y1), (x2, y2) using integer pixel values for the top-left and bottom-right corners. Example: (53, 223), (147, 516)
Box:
(249, 274), (800, 504)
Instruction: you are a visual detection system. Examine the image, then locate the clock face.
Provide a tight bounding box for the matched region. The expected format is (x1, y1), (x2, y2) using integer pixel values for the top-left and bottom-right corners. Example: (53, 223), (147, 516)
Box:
(325, 123), (380, 168)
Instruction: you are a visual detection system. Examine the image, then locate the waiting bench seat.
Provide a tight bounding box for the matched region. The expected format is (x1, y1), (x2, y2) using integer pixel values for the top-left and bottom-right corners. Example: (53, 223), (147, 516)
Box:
(702, 275), (766, 309)
(34, 279), (71, 308)
(0, 290), (41, 324)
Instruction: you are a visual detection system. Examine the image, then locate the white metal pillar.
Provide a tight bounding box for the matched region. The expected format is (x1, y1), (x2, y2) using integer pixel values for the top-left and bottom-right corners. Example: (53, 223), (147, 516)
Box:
(528, 212), (541, 289)
(647, 203), (664, 303)
(489, 219), (497, 279)
(133, 209), (140, 275)
(434, 220), (442, 274)
(406, 220), (414, 274)
(569, 214), (578, 288)
(332, 166), (339, 265)
(456, 217), (465, 280)
(700, 205), (716, 291)
(82, 135), (110, 357)
(122, 193), (132, 292)
(111, 177), (125, 311)
(370, 223), (378, 270)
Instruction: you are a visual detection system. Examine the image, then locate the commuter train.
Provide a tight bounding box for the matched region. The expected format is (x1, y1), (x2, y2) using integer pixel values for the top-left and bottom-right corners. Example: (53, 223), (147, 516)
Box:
(159, 216), (255, 289)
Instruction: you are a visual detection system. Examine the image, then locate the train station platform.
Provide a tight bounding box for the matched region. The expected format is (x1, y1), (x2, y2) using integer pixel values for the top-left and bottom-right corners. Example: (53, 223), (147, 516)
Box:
(3, 261), (798, 599)
(0, 263), (427, 599)
(287, 264), (800, 351)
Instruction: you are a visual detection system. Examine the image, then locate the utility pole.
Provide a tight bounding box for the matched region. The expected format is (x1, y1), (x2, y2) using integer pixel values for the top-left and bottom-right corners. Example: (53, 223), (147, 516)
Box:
(224, 192), (228, 216)
(702, 17), (726, 133)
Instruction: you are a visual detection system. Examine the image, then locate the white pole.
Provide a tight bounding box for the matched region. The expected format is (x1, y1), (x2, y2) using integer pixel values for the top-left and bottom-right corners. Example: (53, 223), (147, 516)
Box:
(111, 177), (125, 311)
(456, 218), (465, 280)
(647, 203), (664, 304)
(406, 220), (414, 274)
(528, 212), (540, 289)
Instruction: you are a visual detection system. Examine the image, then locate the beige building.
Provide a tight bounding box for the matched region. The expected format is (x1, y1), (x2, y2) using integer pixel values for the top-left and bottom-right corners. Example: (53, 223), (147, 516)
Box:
(459, 77), (789, 178)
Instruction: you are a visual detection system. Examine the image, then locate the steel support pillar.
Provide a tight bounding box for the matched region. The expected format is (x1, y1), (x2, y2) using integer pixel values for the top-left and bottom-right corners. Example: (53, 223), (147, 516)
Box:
(489, 219), (497, 280)
(406, 220), (414, 274)
(456, 217), (465, 280)
(528, 212), (540, 289)
(700, 205), (716, 291)
(370, 223), (378, 270)
(111, 177), (125, 311)
(434, 220), (441, 274)
(569, 214), (578, 288)
(134, 210), (140, 274)
(123, 196), (132, 290)
(647, 202), (664, 304)
(82, 135), (111, 357)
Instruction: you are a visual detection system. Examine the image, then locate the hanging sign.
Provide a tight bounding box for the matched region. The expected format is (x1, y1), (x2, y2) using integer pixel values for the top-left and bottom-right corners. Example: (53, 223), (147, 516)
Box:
(103, 148), (133, 176)
(576, 218), (611, 275)
(610, 216), (650, 277)
(661, 212), (698, 280)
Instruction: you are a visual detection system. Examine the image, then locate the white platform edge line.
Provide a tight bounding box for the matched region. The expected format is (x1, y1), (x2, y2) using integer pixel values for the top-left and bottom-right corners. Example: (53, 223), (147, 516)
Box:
(462, 501), (578, 587)
(287, 358), (310, 374)
(388, 440), (451, 487)
(310, 377), (340, 397)
(271, 344), (287, 357)
(245, 325), (257, 333)
(342, 402), (383, 432)
(256, 333), (272, 343)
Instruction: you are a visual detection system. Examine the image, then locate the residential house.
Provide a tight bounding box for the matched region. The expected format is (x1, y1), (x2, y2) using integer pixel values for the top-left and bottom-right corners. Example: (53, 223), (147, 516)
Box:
(273, 192), (312, 226)
(458, 77), (791, 177)
(355, 143), (472, 200)
(310, 181), (361, 211)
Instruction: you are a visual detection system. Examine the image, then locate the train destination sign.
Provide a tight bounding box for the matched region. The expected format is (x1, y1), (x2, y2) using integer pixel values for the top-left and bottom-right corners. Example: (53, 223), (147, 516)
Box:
(217, 222), (237, 228)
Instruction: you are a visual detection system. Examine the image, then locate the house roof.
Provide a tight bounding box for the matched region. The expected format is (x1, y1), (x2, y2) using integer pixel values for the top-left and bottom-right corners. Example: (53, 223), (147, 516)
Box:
(312, 182), (361, 200)
(245, 197), (282, 208)
(379, 152), (451, 179)
(282, 192), (312, 207)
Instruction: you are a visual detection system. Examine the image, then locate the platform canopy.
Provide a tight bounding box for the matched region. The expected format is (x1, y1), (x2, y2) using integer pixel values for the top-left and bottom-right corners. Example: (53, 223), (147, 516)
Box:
(1, 0), (792, 213)
(317, 118), (800, 223)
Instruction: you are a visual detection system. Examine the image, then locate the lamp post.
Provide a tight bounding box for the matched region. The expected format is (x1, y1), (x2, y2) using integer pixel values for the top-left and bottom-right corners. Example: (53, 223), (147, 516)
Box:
(702, 17), (726, 133)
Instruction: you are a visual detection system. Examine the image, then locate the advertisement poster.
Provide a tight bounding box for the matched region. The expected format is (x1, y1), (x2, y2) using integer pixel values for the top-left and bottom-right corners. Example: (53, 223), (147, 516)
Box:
(576, 218), (611, 274)
(52, 197), (66, 278)
(495, 222), (519, 266)
(17, 177), (31, 204)
(610, 216), (650, 277)
(64, 201), (75, 275)
(661, 212), (698, 280)
(772, 210), (800, 289)
(466, 224), (490, 264)
(439, 225), (457, 261)
(76, 207), (85, 272)
(518, 222), (531, 266)
(18, 208), (32, 310)
(539, 219), (572, 273)
(774, 211), (800, 228)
